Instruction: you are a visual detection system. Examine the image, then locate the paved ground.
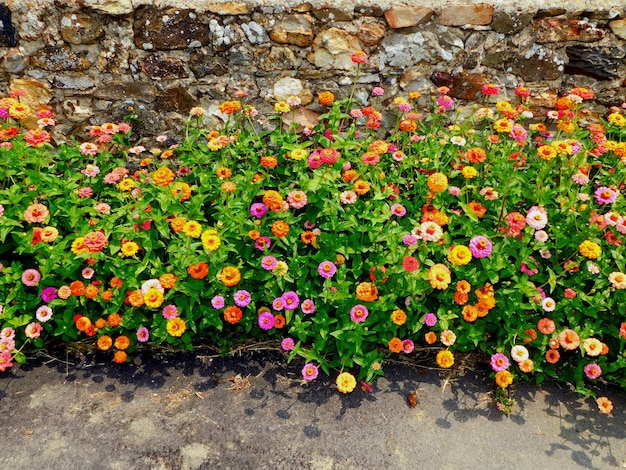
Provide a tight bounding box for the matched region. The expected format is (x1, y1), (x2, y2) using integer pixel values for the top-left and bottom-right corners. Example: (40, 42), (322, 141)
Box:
(1, 348), (624, 470)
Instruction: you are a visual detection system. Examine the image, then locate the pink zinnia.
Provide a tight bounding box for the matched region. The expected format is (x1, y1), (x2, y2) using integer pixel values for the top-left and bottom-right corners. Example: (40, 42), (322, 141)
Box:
(372, 86), (385, 96)
(301, 299), (315, 314)
(0, 351), (13, 372)
(424, 313), (437, 327)
(282, 291), (300, 311)
(250, 203), (267, 218)
(572, 172), (589, 185)
(255, 236), (271, 251)
(82, 164), (100, 177)
(595, 186), (617, 205)
(584, 363), (602, 380)
(22, 269), (41, 287)
(234, 290), (251, 307)
(36, 305), (53, 322)
(79, 142), (99, 156)
(162, 304), (179, 319)
(287, 191), (308, 209)
(24, 322), (43, 339)
(490, 353), (510, 372)
(402, 339), (415, 354)
(261, 256), (277, 271)
(41, 287), (57, 302)
(281, 337), (295, 351)
(402, 234), (418, 246)
(318, 261), (336, 278)
(468, 236), (492, 258)
(391, 204), (406, 217)
(526, 206), (548, 230)
(136, 327), (150, 343)
(350, 304), (369, 323)
(302, 363), (319, 380)
(258, 311), (275, 330)
(272, 297), (285, 311)
(82, 267), (95, 279)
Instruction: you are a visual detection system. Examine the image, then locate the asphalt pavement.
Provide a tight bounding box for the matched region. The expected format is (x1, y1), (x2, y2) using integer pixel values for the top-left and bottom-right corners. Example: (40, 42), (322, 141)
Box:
(1, 348), (624, 470)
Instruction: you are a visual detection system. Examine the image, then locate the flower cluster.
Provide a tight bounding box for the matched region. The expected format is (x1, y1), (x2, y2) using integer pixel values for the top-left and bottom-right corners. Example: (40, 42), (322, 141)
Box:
(0, 69), (625, 411)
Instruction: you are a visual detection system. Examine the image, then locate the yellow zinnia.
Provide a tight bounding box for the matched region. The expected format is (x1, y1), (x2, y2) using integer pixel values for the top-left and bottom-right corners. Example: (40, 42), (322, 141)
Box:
(579, 240), (601, 259)
(495, 370), (513, 388)
(448, 245), (472, 266)
(166, 317), (186, 337)
(461, 166), (478, 179)
(143, 287), (164, 309)
(428, 263), (451, 290)
(118, 178), (135, 192)
(201, 229), (221, 252)
(427, 172), (448, 193)
(121, 241), (140, 257)
(183, 221), (202, 238)
(336, 372), (357, 394)
(71, 237), (88, 255)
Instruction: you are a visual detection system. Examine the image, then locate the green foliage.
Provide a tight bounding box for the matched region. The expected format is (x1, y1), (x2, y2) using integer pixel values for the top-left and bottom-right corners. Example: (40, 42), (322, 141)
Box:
(0, 85), (626, 408)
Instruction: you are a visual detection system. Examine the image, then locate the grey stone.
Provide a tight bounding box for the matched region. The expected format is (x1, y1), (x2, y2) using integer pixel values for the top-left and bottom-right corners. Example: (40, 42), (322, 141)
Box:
(491, 10), (533, 34)
(155, 86), (198, 114)
(189, 52), (229, 78)
(3, 50), (29, 73)
(93, 81), (157, 103)
(52, 74), (96, 90)
(31, 46), (91, 72)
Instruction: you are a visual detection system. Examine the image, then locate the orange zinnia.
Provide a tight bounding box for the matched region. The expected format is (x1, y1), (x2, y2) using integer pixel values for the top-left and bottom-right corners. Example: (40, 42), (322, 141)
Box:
(107, 313), (122, 327)
(462, 305), (478, 322)
(110, 277), (123, 289)
(95, 318), (106, 329)
(224, 305), (243, 324)
(114, 335), (130, 350)
(70, 280), (85, 296)
(262, 190), (283, 212)
(318, 91), (335, 106)
(113, 351), (127, 363)
(97, 335), (113, 351)
(101, 289), (113, 301)
(188, 262), (209, 280)
(355, 282), (378, 302)
(274, 314), (286, 329)
(152, 166), (175, 186)
(220, 266), (241, 287)
(388, 337), (403, 353)
(84, 284), (100, 299)
(271, 220), (290, 237)
(127, 289), (144, 307)
(425, 331), (437, 344)
(75, 316), (92, 332)
(159, 273), (178, 289)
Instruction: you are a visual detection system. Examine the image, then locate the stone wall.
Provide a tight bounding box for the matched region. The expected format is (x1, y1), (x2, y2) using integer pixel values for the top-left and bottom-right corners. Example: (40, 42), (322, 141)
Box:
(1, 0), (626, 142)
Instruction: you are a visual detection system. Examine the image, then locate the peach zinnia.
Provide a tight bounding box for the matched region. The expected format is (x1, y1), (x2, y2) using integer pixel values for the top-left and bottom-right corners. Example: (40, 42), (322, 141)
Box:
(558, 328), (580, 350)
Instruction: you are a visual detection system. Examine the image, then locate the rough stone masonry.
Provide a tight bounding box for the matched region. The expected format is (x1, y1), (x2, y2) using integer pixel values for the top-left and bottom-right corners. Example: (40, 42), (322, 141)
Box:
(0, 0), (625, 141)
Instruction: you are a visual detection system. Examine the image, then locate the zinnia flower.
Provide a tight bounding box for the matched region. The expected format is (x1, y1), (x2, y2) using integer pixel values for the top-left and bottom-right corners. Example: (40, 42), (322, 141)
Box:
(579, 240), (601, 259)
(24, 203), (49, 223)
(350, 304), (368, 323)
(318, 261), (336, 279)
(490, 353), (510, 372)
(402, 256), (420, 273)
(22, 269), (41, 287)
(136, 327), (150, 343)
(428, 264), (451, 290)
(558, 328), (580, 350)
(423, 313), (437, 327)
(336, 372), (357, 393)
(440, 330), (456, 347)
(448, 245), (472, 266)
(391, 309), (407, 325)
(596, 396), (613, 414)
(302, 363), (319, 381)
(468, 236), (492, 258)
(583, 337), (602, 356)
(166, 317), (186, 337)
(436, 350), (454, 368)
(609, 271), (626, 289)
(594, 186), (617, 205)
(510, 345), (529, 363)
(281, 337), (295, 351)
(495, 370), (513, 388)
(258, 311), (275, 330)
(220, 266), (241, 286)
(36, 305), (53, 322)
(584, 363), (602, 379)
(301, 299), (315, 314)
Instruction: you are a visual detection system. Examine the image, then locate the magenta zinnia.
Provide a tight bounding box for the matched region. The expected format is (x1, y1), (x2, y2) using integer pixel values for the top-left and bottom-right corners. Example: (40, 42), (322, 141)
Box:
(318, 261), (336, 278)
(468, 236), (492, 258)
(350, 304), (369, 323)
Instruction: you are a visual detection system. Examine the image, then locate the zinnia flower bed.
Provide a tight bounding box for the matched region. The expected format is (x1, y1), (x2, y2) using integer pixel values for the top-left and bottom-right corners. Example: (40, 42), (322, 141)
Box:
(1, 53), (626, 414)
